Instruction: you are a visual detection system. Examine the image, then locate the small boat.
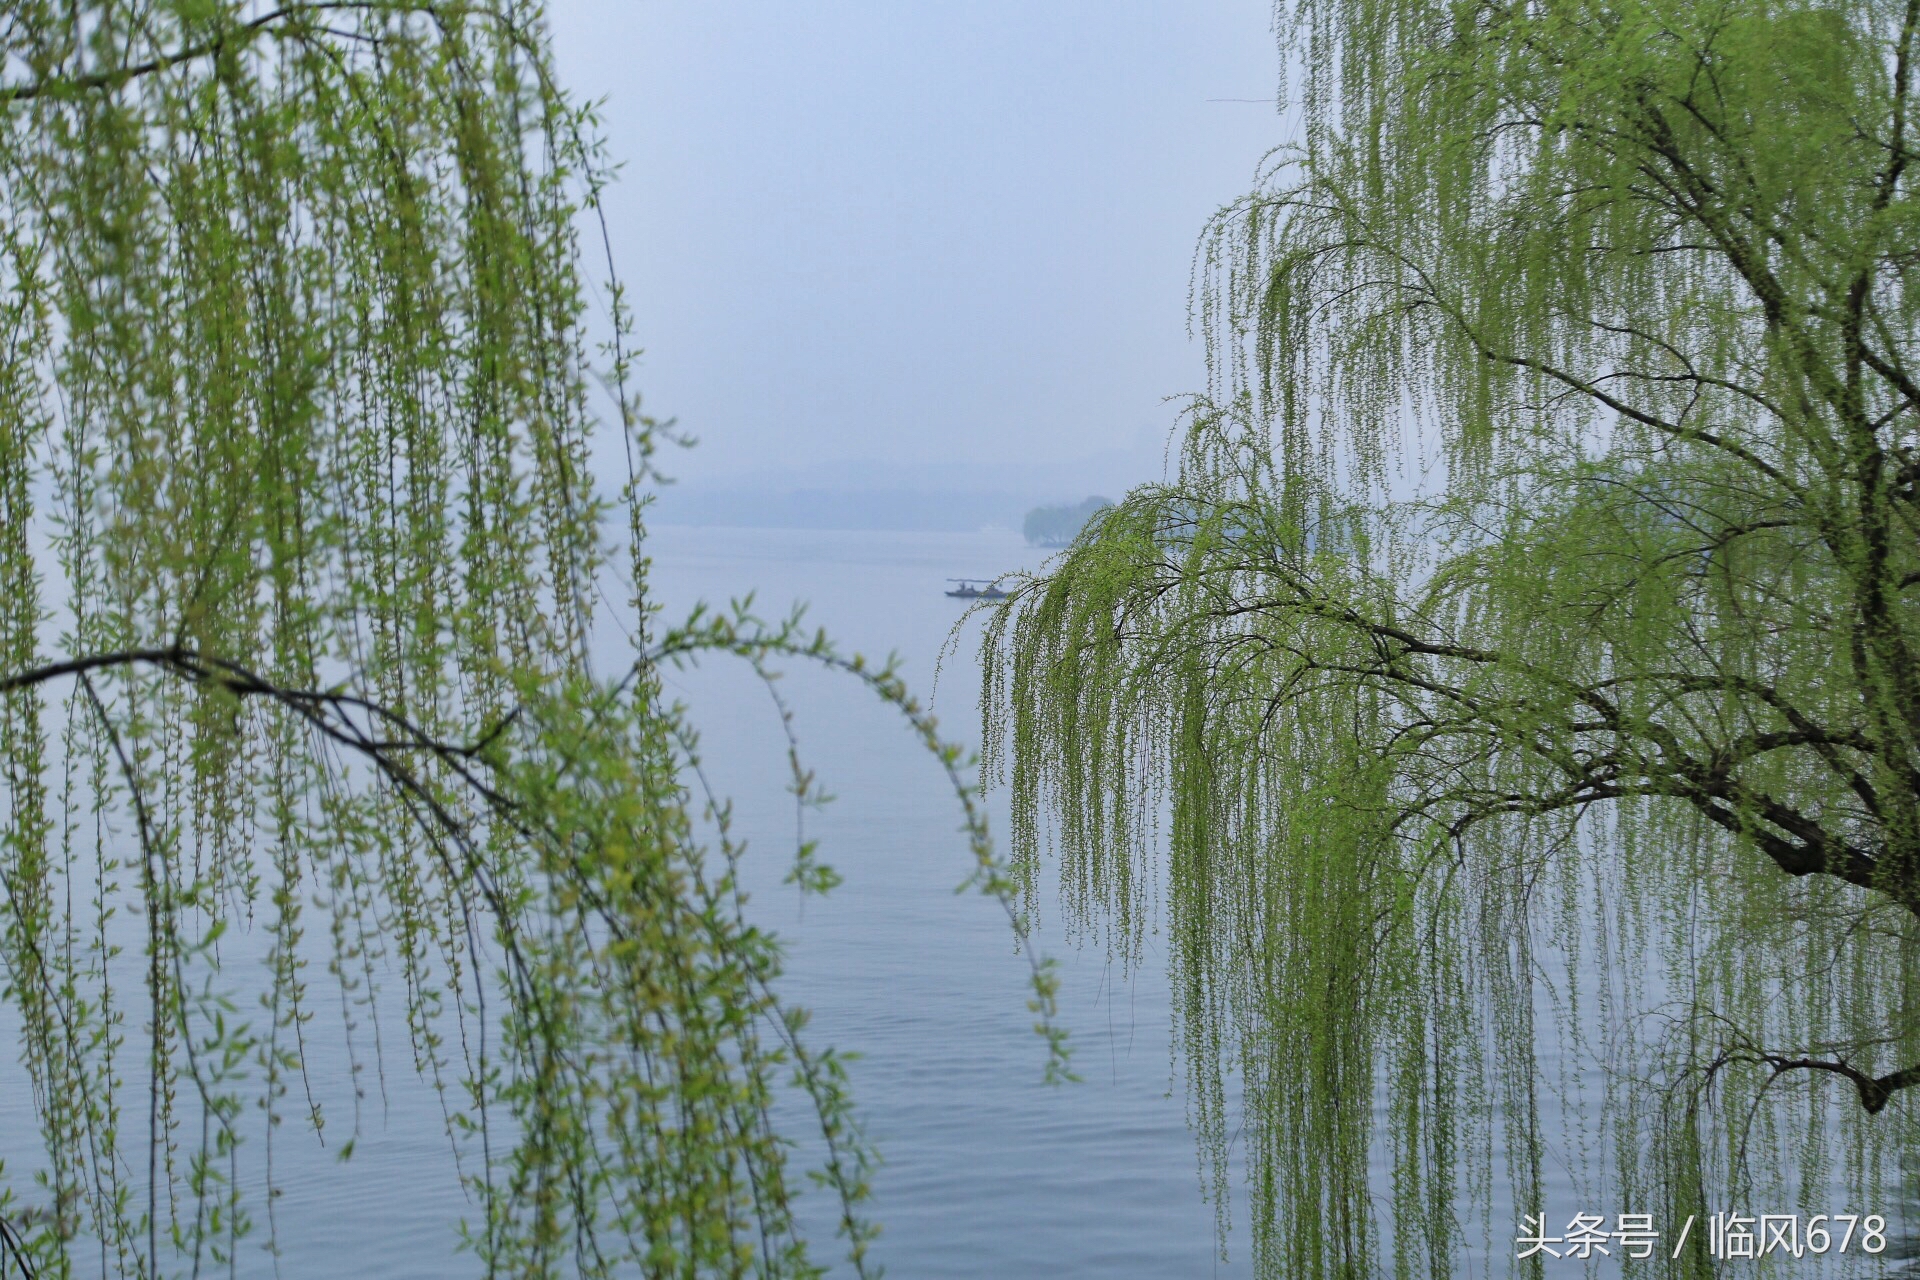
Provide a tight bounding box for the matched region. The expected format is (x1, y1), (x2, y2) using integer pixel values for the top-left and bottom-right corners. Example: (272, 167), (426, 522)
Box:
(945, 578), (1008, 600)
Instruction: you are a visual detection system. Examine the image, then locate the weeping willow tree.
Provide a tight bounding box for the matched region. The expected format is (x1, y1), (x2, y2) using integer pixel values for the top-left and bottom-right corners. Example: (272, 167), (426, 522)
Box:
(986, 1), (1920, 1275)
(0, 3), (1063, 1277)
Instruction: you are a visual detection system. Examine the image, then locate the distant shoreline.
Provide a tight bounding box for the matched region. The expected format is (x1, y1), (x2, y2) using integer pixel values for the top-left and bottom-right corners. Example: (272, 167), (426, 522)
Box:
(646, 486), (1042, 533)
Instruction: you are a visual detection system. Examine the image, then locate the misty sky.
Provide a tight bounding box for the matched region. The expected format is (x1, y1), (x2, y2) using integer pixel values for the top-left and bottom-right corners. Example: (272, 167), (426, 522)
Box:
(544, 2), (1290, 500)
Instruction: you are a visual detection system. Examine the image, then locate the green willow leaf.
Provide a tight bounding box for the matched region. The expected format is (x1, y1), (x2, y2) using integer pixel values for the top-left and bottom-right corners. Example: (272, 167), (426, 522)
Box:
(0, 5), (1065, 1278)
(987, 3), (1920, 1277)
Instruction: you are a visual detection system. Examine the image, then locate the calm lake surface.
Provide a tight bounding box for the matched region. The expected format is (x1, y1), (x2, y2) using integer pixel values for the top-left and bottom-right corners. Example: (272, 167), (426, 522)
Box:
(604, 525), (1905, 1279)
(633, 524), (1256, 1278)
(0, 525), (1257, 1278)
(4, 523), (1898, 1276)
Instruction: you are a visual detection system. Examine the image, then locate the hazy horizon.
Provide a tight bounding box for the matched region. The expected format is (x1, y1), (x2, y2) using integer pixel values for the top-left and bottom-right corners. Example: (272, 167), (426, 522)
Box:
(544, 0), (1292, 524)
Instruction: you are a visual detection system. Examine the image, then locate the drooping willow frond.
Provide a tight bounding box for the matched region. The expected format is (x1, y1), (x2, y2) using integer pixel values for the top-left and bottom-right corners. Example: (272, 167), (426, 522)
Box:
(987, 3), (1920, 1277)
(0, 5), (1066, 1278)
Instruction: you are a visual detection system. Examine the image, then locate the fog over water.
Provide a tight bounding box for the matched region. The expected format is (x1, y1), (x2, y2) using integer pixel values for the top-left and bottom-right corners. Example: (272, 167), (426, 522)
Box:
(541, 0), (1289, 528)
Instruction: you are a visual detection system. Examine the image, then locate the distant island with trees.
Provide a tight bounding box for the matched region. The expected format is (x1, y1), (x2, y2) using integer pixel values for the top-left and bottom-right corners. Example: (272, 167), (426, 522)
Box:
(1023, 495), (1113, 546)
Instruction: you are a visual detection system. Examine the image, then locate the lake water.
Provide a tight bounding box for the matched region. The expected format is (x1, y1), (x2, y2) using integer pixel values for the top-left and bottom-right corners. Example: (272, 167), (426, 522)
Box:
(0, 524), (1256, 1278)
(630, 526), (1909, 1280)
(634, 525), (1255, 1278)
(4, 523), (1905, 1277)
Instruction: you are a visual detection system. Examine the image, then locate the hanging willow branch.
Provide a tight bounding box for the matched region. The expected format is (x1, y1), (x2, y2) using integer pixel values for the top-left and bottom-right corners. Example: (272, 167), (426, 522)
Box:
(986, 2), (1920, 1277)
(0, 3), (1065, 1277)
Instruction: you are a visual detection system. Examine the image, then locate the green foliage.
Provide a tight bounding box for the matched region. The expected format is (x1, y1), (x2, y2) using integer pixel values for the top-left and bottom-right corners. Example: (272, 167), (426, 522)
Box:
(1021, 496), (1113, 548)
(0, 4), (1065, 1277)
(986, 1), (1920, 1275)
